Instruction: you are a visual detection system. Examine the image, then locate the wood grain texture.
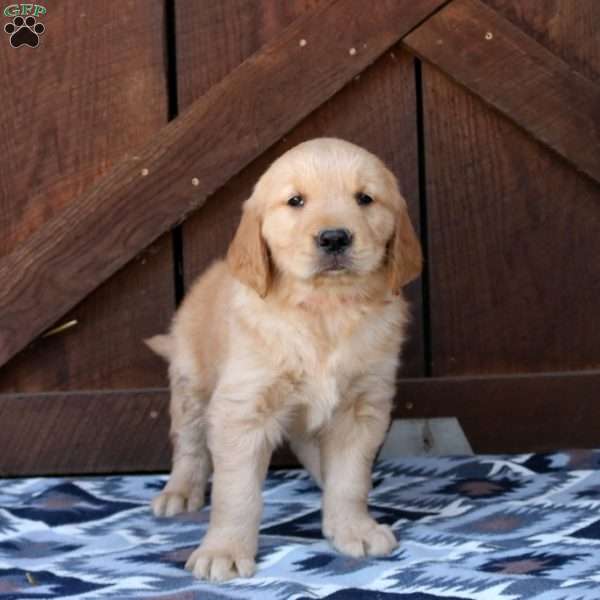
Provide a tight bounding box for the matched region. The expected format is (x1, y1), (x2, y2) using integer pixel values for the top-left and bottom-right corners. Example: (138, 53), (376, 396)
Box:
(422, 65), (600, 375)
(0, 0), (166, 255)
(394, 372), (600, 453)
(404, 0), (600, 184)
(0, 390), (171, 476)
(0, 0), (173, 390)
(0, 387), (296, 475)
(176, 0), (323, 100)
(483, 0), (600, 82)
(0, 0), (448, 368)
(418, 1), (600, 377)
(0, 240), (173, 391)
(177, 2), (424, 375)
(4, 371), (599, 475)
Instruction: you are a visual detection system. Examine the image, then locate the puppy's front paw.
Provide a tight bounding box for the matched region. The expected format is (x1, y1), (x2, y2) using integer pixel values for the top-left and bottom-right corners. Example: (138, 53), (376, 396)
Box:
(152, 489), (204, 517)
(325, 516), (398, 557)
(185, 544), (256, 581)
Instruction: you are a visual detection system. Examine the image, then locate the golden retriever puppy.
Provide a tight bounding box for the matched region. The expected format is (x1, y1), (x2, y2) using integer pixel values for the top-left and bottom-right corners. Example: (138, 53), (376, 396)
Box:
(146, 137), (422, 582)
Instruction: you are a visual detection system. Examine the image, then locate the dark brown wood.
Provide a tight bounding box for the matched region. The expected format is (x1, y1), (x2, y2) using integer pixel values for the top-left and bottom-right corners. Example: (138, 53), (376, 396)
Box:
(395, 371), (600, 453)
(176, 0), (324, 101)
(176, 0), (322, 294)
(0, 387), (295, 475)
(3, 370), (599, 475)
(0, 239), (173, 392)
(0, 390), (171, 476)
(422, 65), (600, 376)
(482, 0), (600, 82)
(0, 0), (449, 369)
(0, 0), (173, 390)
(176, 1), (424, 375)
(404, 0), (600, 184)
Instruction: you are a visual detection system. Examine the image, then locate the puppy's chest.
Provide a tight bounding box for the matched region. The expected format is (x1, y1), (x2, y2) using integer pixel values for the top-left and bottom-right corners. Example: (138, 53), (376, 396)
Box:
(277, 311), (374, 431)
(285, 353), (347, 433)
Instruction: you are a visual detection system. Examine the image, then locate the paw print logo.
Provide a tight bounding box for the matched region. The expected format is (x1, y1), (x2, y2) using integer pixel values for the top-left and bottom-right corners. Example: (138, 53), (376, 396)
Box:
(4, 15), (45, 48)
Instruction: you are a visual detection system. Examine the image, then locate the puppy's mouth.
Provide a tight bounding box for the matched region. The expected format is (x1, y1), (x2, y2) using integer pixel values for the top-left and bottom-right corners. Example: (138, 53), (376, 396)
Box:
(317, 255), (352, 274)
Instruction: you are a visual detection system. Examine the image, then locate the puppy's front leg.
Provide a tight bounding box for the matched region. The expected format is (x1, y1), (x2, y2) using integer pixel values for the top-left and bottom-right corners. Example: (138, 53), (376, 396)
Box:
(321, 392), (398, 557)
(185, 396), (275, 582)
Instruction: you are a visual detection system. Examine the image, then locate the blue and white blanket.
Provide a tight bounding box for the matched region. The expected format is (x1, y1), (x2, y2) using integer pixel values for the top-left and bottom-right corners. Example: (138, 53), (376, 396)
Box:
(1, 451), (600, 599)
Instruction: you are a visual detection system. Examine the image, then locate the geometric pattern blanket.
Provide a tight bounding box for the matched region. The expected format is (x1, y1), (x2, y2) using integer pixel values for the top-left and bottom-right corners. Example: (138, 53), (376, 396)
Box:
(1, 450), (600, 599)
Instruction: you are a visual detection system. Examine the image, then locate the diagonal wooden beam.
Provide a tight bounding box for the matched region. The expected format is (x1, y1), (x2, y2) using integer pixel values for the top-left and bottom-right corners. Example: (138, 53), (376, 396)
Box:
(404, 0), (600, 185)
(0, 0), (450, 367)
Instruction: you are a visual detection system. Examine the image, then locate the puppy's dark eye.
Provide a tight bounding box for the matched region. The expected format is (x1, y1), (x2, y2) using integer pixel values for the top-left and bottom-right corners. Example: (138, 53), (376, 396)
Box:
(287, 195), (305, 208)
(356, 192), (374, 206)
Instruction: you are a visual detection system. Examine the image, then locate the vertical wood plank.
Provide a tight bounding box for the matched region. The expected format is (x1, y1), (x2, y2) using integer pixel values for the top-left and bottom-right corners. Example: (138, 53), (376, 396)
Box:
(0, 0), (172, 391)
(403, 0), (600, 186)
(176, 1), (425, 375)
(423, 64), (600, 375)
(176, 0), (323, 101)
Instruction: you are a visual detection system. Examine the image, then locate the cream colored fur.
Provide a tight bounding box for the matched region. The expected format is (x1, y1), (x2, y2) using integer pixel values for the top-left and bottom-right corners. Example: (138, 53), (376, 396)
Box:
(146, 138), (422, 581)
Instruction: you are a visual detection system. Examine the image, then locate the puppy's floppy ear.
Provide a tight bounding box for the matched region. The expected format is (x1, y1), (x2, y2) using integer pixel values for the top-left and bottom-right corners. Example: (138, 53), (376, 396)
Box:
(387, 200), (423, 295)
(226, 201), (271, 297)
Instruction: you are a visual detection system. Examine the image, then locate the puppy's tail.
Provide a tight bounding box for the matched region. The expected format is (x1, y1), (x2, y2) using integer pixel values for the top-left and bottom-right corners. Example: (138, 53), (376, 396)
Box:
(144, 334), (173, 362)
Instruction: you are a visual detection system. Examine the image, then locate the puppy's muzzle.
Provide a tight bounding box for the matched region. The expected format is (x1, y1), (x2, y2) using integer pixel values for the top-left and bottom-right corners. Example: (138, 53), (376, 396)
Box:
(316, 228), (353, 255)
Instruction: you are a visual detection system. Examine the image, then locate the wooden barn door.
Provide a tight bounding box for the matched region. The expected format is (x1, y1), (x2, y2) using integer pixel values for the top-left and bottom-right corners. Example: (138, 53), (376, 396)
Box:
(396, 0), (600, 450)
(0, 0), (174, 472)
(0, 0), (598, 475)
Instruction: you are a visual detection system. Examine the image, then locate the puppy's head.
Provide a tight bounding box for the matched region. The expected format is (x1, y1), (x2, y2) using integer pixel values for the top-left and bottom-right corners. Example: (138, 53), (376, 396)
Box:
(227, 138), (422, 297)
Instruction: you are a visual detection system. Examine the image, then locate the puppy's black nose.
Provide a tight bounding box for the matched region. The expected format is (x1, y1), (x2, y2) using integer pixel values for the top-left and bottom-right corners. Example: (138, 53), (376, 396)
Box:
(316, 228), (353, 254)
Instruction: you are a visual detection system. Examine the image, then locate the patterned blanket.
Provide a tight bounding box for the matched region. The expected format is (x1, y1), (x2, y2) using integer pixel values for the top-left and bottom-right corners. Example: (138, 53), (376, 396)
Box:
(1, 451), (600, 599)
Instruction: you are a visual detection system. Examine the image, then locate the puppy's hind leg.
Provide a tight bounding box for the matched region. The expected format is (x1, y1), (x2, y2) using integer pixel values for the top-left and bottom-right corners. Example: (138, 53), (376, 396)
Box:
(152, 370), (211, 517)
